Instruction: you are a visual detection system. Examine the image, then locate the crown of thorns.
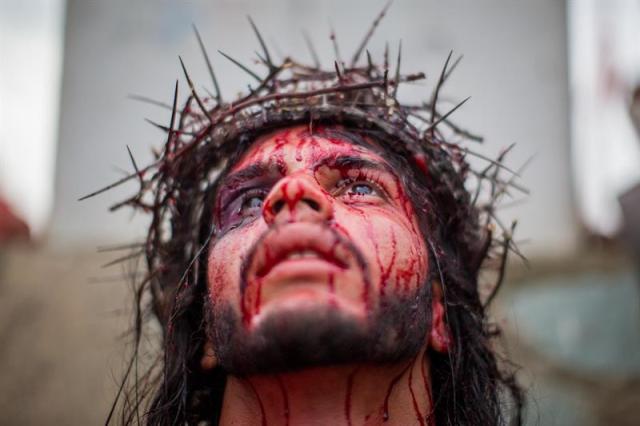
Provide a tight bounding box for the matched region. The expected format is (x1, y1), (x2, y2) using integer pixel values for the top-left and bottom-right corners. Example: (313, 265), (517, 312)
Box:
(84, 8), (525, 326)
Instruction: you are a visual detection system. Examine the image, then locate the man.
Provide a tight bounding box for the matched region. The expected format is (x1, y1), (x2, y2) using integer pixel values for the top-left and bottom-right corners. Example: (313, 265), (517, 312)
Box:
(95, 13), (523, 426)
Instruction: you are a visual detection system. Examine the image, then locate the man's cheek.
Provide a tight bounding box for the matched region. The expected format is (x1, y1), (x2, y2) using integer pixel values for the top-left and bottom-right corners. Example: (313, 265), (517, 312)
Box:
(349, 214), (426, 296)
(207, 239), (245, 304)
(207, 222), (267, 304)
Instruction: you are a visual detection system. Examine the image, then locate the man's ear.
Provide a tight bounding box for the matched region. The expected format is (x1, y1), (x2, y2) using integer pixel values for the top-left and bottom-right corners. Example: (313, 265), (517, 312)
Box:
(428, 281), (451, 353)
(200, 339), (218, 371)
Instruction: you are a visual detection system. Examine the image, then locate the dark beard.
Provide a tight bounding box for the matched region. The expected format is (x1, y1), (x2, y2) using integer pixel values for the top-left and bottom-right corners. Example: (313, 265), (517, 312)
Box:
(205, 284), (431, 375)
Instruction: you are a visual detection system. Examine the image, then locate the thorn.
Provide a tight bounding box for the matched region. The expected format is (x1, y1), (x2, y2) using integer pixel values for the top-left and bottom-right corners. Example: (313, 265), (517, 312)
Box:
(247, 16), (274, 70)
(383, 42), (389, 72)
(178, 56), (211, 124)
(217, 50), (262, 82)
(144, 118), (171, 133)
(350, 0), (393, 67)
(167, 79), (179, 145)
(430, 50), (454, 126)
(443, 54), (463, 83)
(192, 24), (222, 104)
(391, 39), (402, 98)
(302, 30), (321, 68)
(366, 49), (374, 75)
(383, 68), (389, 96)
(424, 96), (470, 134)
(334, 60), (343, 83)
(126, 94), (181, 113)
(329, 22), (342, 65)
(125, 145), (141, 181)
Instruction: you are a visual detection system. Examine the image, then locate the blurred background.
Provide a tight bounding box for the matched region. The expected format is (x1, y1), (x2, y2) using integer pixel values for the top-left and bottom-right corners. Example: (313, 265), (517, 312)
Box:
(1, 0), (639, 424)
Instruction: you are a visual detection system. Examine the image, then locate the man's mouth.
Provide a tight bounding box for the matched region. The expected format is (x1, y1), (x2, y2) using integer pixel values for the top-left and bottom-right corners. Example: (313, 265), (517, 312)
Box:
(256, 243), (349, 278)
(240, 222), (370, 326)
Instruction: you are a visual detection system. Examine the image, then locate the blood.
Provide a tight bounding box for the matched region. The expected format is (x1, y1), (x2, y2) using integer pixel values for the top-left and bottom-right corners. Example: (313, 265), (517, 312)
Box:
(275, 376), (290, 426)
(408, 358), (425, 426)
(379, 228), (397, 295)
(382, 361), (413, 422)
(413, 153), (429, 176)
(246, 378), (268, 426)
(344, 367), (359, 426)
(396, 255), (417, 292)
(421, 352), (435, 426)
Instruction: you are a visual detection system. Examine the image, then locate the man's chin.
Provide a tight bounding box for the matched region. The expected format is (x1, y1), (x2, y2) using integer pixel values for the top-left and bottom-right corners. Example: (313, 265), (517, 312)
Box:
(207, 288), (429, 376)
(248, 287), (366, 331)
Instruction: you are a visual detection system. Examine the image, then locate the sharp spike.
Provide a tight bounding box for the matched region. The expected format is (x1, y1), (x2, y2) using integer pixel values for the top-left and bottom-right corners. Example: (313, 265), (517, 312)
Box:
(127, 94), (180, 113)
(192, 24), (222, 104)
(167, 79), (179, 145)
(329, 22), (343, 64)
(217, 50), (262, 82)
(78, 171), (139, 201)
(247, 16), (274, 70)
(302, 30), (321, 68)
(365, 49), (374, 75)
(391, 39), (402, 98)
(78, 81), (176, 201)
(334, 60), (343, 83)
(144, 118), (171, 133)
(144, 118), (196, 136)
(424, 96), (470, 134)
(178, 56), (211, 123)
(350, 0), (393, 67)
(443, 54), (463, 83)
(383, 42), (390, 71)
(125, 145), (141, 183)
(430, 50), (454, 125)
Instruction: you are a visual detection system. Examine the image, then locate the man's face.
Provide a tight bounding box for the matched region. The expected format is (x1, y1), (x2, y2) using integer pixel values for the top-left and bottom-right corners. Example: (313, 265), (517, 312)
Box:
(206, 125), (431, 373)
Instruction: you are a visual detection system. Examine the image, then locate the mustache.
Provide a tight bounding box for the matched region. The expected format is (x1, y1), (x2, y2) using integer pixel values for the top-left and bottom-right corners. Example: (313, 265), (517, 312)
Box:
(239, 223), (370, 297)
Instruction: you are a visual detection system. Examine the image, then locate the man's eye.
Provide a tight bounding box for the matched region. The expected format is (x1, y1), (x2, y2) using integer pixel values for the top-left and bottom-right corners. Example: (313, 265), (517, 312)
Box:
(348, 182), (375, 196)
(240, 195), (264, 216)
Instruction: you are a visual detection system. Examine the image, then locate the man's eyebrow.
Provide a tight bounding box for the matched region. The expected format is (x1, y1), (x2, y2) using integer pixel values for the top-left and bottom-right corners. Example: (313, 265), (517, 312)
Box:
(315, 155), (396, 175)
(220, 162), (281, 188)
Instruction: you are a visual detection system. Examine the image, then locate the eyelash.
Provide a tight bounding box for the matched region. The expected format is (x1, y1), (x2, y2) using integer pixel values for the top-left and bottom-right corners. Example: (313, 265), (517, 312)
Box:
(335, 171), (388, 199)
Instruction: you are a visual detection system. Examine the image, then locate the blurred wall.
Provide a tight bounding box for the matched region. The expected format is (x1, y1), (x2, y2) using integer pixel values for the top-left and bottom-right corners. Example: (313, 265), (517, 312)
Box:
(52, 0), (577, 257)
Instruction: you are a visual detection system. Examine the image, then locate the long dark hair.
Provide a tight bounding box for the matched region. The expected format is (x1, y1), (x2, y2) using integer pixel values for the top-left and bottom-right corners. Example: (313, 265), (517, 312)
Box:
(96, 15), (525, 425)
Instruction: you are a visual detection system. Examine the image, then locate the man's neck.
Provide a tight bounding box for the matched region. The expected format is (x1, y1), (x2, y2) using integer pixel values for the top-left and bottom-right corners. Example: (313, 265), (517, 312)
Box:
(218, 349), (433, 426)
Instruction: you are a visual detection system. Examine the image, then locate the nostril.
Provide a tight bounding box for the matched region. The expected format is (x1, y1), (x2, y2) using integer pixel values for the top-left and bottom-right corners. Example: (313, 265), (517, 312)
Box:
(272, 199), (285, 214)
(303, 198), (321, 211)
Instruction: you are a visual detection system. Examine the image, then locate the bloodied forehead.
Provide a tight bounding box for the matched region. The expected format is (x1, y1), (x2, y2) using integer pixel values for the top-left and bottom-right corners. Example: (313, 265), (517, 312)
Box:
(229, 125), (391, 175)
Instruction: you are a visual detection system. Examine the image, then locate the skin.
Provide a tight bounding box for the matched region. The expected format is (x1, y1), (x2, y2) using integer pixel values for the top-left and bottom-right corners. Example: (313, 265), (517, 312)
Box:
(205, 125), (449, 425)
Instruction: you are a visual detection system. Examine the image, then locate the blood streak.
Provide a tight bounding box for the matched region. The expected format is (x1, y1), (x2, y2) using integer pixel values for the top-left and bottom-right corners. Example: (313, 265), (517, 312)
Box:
(382, 360), (413, 421)
(379, 229), (397, 294)
(344, 367), (359, 426)
(275, 375), (290, 426)
(421, 352), (435, 426)
(246, 378), (267, 426)
(408, 359), (425, 426)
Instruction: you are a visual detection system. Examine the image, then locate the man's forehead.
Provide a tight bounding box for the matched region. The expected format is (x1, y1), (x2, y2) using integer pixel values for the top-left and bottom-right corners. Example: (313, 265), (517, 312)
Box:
(229, 125), (388, 174)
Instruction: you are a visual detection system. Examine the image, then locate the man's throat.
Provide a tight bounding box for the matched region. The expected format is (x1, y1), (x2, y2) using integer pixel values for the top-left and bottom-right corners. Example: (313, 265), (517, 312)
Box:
(218, 348), (434, 426)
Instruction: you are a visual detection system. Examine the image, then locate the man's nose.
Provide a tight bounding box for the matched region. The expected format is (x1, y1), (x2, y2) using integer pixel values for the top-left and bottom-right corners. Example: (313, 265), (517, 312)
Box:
(262, 174), (333, 226)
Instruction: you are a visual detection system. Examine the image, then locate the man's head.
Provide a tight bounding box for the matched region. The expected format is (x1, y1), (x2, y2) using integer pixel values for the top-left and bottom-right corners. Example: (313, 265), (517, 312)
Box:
(205, 125), (452, 375)
(104, 17), (524, 425)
